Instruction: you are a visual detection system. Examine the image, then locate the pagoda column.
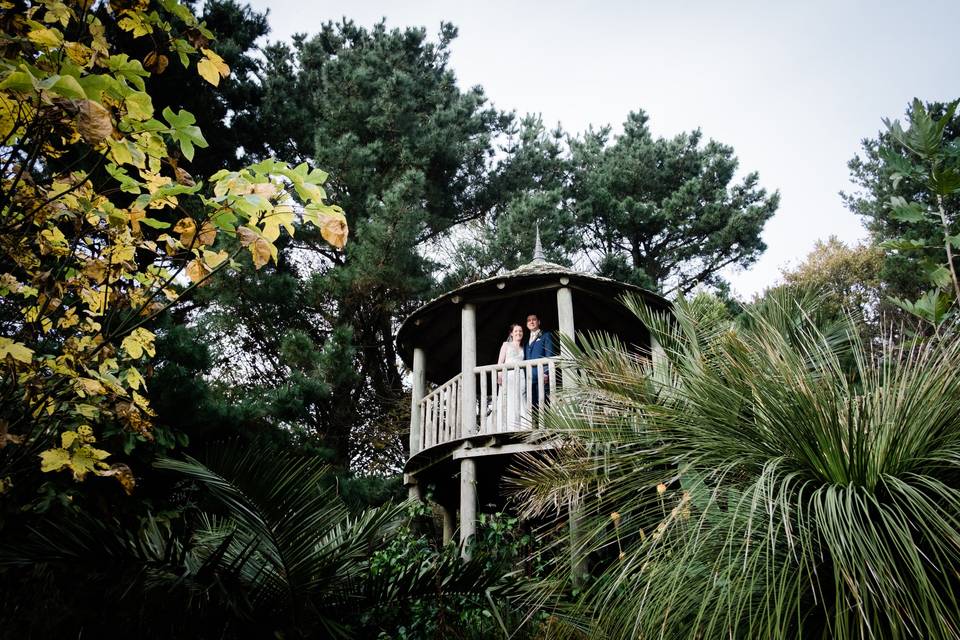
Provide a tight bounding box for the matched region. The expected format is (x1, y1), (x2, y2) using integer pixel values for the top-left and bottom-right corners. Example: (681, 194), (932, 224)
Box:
(459, 302), (478, 557)
(406, 346), (426, 500)
(409, 347), (426, 455)
(557, 281), (576, 389)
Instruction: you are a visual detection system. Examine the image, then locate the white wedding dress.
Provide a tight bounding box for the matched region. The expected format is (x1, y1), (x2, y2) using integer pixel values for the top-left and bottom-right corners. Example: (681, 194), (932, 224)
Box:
(497, 342), (527, 430)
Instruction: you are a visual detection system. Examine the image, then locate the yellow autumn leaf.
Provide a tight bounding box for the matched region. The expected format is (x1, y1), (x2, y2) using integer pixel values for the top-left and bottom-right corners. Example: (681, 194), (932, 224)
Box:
(88, 19), (108, 56)
(64, 41), (92, 65)
(74, 404), (98, 419)
(111, 242), (136, 263)
(74, 377), (106, 397)
(197, 48), (230, 86)
(0, 337), (34, 363)
(58, 307), (79, 328)
(79, 286), (106, 315)
(125, 367), (145, 391)
(262, 205), (295, 242)
(305, 204), (349, 249)
(173, 217), (196, 246)
(117, 13), (152, 38)
(185, 257), (210, 283)
(203, 249), (229, 269)
(43, 3), (71, 27)
(66, 444), (111, 480)
(250, 237), (274, 269)
(261, 219), (281, 242)
(0, 94), (27, 141)
(121, 327), (155, 360)
(39, 226), (69, 255)
(61, 430), (78, 449)
(132, 391), (152, 412)
(39, 447), (71, 473)
(129, 208), (146, 235)
(27, 27), (63, 48)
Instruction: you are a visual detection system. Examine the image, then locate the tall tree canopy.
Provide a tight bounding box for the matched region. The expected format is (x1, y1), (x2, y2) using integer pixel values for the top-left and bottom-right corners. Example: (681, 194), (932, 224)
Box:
(452, 111), (779, 295)
(194, 20), (509, 470)
(569, 111), (779, 294)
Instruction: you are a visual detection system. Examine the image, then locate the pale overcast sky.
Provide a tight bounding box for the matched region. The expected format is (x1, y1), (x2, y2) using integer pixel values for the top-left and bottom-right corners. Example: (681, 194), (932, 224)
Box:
(245, 0), (959, 297)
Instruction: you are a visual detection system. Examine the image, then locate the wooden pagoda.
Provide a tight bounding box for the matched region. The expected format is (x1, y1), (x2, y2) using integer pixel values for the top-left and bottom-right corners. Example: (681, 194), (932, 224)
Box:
(396, 239), (669, 554)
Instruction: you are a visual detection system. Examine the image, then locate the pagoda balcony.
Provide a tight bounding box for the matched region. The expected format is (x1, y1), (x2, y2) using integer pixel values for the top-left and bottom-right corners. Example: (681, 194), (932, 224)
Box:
(415, 356), (559, 453)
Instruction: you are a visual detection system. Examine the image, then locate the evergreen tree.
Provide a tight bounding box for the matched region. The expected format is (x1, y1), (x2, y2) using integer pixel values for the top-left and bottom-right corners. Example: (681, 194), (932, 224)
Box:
(444, 115), (575, 287)
(569, 111), (779, 294)
(195, 20), (510, 470)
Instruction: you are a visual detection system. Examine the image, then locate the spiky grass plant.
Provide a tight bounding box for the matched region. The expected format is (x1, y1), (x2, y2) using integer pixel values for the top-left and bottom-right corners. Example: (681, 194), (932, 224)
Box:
(512, 291), (960, 639)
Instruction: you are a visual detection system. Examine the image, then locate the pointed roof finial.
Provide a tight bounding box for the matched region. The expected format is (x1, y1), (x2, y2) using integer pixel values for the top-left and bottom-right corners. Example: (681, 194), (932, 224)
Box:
(533, 222), (545, 263)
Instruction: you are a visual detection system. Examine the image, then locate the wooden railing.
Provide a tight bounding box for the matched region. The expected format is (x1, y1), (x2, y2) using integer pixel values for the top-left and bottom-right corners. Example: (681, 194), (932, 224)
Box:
(416, 358), (560, 455)
(475, 357), (556, 435)
(418, 373), (461, 452)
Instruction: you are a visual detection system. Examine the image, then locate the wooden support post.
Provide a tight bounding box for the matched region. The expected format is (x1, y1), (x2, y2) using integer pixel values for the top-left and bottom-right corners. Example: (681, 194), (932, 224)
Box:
(557, 285), (576, 390)
(442, 505), (456, 545)
(410, 347), (426, 456)
(460, 458), (477, 558)
(407, 477), (423, 502)
(461, 303), (477, 436)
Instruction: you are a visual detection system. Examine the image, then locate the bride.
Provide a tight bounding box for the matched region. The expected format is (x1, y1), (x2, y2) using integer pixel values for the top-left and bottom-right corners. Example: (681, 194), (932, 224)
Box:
(495, 324), (527, 430)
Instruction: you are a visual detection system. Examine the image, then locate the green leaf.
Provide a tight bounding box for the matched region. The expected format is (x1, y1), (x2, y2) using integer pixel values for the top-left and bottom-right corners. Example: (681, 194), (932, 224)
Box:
(928, 265), (952, 289)
(134, 181), (202, 208)
(888, 196), (928, 223)
(138, 217), (171, 229)
(161, 106), (208, 161)
(890, 289), (952, 327)
(879, 238), (929, 251)
(107, 54), (149, 91)
(931, 166), (960, 196)
(105, 163), (142, 194)
(124, 91), (154, 120)
(0, 70), (35, 92)
(50, 75), (86, 100)
(887, 99), (956, 160)
(76, 74), (120, 102)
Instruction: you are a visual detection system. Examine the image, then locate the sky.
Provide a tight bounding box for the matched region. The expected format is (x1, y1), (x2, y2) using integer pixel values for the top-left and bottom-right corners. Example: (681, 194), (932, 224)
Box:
(245, 0), (960, 297)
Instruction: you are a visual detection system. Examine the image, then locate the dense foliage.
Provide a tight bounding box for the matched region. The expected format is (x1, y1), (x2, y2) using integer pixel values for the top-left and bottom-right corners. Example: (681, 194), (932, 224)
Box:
(513, 291), (960, 638)
(0, 0), (345, 506)
(845, 99), (960, 330)
(1, 446), (524, 639)
(776, 236), (885, 344)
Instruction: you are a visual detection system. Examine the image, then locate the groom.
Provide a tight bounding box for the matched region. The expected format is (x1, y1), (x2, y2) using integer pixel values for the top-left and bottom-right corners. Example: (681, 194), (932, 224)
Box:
(524, 313), (556, 408)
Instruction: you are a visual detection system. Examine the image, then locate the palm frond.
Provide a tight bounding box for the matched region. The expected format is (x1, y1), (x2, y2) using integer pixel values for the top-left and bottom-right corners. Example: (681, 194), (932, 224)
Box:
(516, 290), (960, 639)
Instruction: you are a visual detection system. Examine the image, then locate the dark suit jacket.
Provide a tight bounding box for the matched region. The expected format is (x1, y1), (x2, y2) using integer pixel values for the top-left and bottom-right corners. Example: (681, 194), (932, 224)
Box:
(524, 331), (555, 386)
